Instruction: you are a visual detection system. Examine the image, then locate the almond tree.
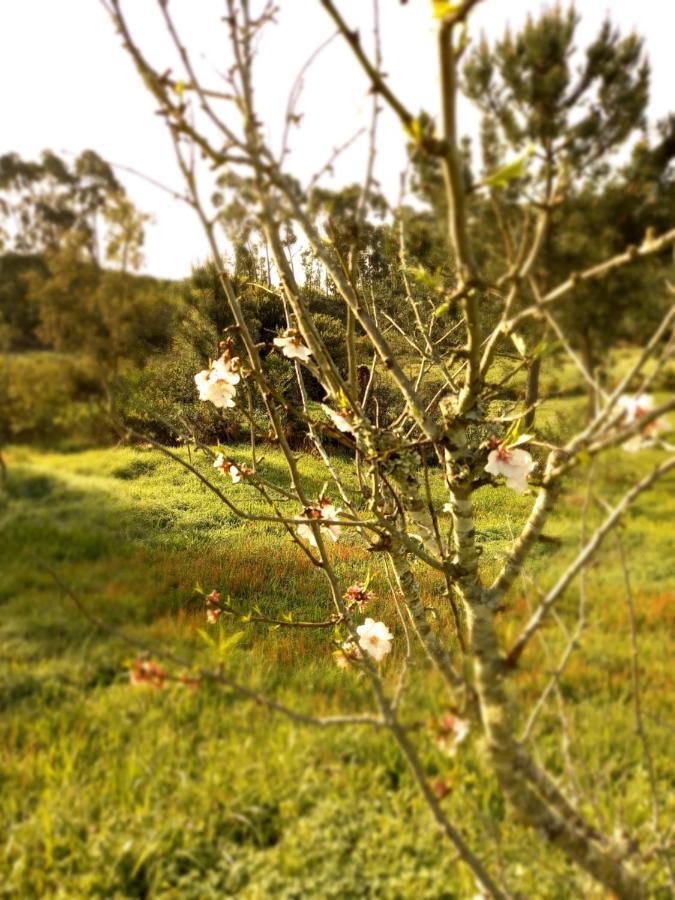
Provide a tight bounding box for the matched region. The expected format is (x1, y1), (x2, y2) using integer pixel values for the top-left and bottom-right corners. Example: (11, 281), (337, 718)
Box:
(100, 1), (675, 896)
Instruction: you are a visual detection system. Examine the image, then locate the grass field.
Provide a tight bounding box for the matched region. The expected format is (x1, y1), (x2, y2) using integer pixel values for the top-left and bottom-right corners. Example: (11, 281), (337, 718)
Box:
(1, 407), (674, 896)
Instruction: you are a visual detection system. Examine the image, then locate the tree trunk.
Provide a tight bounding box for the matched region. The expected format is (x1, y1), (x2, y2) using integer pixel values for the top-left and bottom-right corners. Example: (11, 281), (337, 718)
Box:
(469, 603), (647, 899)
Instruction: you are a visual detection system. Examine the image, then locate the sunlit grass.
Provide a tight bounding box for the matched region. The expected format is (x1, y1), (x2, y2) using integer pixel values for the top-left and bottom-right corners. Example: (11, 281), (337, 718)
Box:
(2, 391), (674, 896)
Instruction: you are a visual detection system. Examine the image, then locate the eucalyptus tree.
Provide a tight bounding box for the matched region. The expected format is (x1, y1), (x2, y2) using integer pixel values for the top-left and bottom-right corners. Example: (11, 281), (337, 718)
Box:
(100, 1), (675, 896)
(0, 149), (122, 261)
(25, 187), (170, 382)
(0, 148), (146, 352)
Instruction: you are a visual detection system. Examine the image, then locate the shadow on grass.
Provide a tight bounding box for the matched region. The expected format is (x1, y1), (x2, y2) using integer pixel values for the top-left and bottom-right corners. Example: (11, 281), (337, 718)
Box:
(0, 455), (350, 674)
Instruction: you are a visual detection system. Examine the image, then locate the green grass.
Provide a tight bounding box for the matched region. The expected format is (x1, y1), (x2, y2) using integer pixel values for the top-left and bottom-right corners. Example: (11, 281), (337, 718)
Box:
(1, 421), (674, 897)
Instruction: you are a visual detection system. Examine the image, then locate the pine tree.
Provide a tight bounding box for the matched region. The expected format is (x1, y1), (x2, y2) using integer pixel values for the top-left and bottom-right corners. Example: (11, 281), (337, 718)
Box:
(461, 4), (653, 420)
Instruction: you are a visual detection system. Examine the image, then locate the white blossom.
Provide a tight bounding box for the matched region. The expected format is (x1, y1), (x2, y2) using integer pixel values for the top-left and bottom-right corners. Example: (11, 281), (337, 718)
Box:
(319, 498), (343, 541)
(356, 618), (393, 662)
(435, 712), (470, 756)
(618, 393), (652, 426)
(321, 404), (355, 433)
(297, 500), (343, 547)
(617, 393), (668, 451)
(335, 640), (362, 669)
(273, 329), (312, 362)
(485, 445), (535, 494)
(205, 589), (222, 624)
(194, 351), (240, 409)
(297, 522), (319, 548)
(213, 453), (240, 483)
(335, 650), (352, 670)
(210, 355), (241, 386)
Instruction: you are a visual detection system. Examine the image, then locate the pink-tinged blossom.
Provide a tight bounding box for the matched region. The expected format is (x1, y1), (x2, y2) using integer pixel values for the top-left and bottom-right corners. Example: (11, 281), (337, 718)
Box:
(195, 350), (240, 409)
(130, 659), (167, 689)
(485, 443), (535, 494)
(273, 329), (311, 362)
(431, 778), (452, 800)
(334, 640), (362, 669)
(206, 589), (222, 624)
(213, 453), (237, 481)
(344, 582), (374, 611)
(617, 393), (668, 452)
(356, 618), (393, 662)
(212, 454), (253, 484)
(321, 404), (355, 434)
(435, 712), (470, 756)
(179, 673), (200, 692)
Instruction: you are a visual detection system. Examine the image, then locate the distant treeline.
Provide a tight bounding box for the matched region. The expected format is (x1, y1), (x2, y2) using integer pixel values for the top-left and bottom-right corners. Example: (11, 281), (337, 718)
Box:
(2, 11), (675, 451)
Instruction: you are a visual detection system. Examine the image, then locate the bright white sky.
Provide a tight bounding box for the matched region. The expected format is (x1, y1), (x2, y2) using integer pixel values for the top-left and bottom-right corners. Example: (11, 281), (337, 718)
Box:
(2, 1), (672, 279)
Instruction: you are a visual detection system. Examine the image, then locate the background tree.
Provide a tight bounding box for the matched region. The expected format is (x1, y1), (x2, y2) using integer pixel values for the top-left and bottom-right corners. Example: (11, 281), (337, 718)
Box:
(462, 4), (652, 421)
(0, 150), (180, 445)
(0, 149), (122, 260)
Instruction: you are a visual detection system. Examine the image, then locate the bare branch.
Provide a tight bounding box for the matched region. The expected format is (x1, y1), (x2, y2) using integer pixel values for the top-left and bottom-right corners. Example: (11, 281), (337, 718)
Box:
(46, 565), (384, 730)
(506, 457), (675, 668)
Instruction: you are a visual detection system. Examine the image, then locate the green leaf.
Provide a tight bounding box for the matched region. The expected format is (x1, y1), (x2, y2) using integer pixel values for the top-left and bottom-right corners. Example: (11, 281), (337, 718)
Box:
(532, 339), (558, 360)
(405, 264), (443, 291)
(510, 332), (528, 357)
(483, 146), (534, 189)
(218, 630), (245, 659)
(456, 21), (469, 54)
(432, 288), (462, 318)
(404, 117), (424, 142)
(431, 0), (463, 19)
(336, 387), (351, 409)
(508, 432), (534, 449)
(173, 80), (185, 98)
(196, 628), (216, 647)
(503, 415), (534, 448)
